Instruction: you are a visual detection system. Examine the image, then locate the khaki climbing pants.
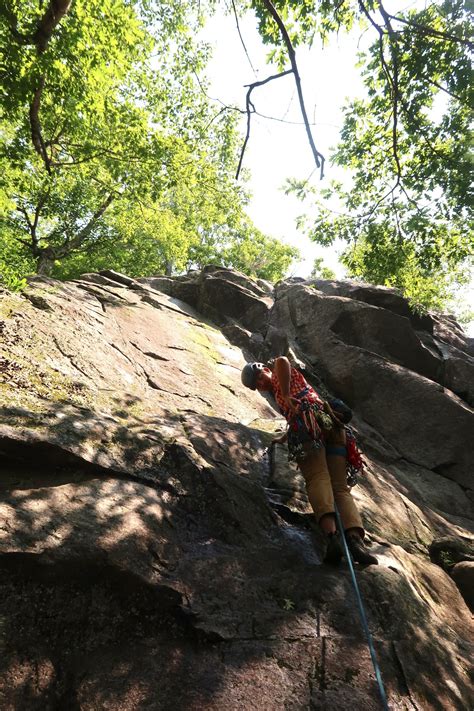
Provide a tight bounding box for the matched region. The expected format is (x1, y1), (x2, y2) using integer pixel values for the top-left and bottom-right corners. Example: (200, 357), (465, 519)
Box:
(297, 427), (364, 535)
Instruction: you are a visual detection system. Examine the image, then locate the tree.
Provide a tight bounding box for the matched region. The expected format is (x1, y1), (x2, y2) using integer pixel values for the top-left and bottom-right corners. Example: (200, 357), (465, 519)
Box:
(217, 225), (299, 281)
(340, 221), (471, 312)
(245, 0), (473, 309)
(3, 0), (471, 301)
(310, 257), (336, 280)
(1, 0), (299, 285)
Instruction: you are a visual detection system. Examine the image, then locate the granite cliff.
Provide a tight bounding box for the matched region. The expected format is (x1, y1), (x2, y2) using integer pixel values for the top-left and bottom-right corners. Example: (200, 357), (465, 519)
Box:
(0, 266), (472, 710)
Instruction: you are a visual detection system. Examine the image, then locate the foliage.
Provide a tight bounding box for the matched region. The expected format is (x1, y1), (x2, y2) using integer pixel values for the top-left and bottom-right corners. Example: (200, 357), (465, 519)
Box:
(249, 0), (473, 311)
(2, 0), (472, 300)
(452, 303), (474, 327)
(298, 197), (472, 309)
(0, 0), (298, 283)
(310, 257), (336, 280)
(340, 226), (470, 312)
(217, 225), (299, 281)
(0, 227), (34, 291)
(51, 191), (297, 283)
(438, 551), (455, 570)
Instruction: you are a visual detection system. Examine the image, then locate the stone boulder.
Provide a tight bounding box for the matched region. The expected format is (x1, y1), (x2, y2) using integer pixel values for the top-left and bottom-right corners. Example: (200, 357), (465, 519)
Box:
(441, 345), (474, 407)
(138, 265), (271, 334)
(431, 313), (474, 357)
(428, 536), (474, 570)
(307, 279), (474, 406)
(309, 278), (433, 331)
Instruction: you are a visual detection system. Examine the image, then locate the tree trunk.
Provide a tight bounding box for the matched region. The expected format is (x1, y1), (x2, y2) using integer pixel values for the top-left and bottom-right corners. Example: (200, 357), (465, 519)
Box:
(36, 249), (55, 276)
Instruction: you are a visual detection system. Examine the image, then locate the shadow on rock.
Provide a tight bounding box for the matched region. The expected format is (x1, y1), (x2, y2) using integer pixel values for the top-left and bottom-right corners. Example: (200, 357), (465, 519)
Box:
(1, 398), (473, 709)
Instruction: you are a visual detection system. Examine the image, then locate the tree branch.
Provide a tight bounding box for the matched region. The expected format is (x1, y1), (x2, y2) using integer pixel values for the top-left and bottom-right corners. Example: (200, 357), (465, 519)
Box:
(64, 193), (114, 253)
(386, 10), (474, 50)
(358, 2), (392, 89)
(29, 77), (52, 173)
(421, 74), (468, 105)
(259, 0), (325, 178)
(8, 1), (73, 180)
(378, 3), (402, 185)
(15, 207), (39, 251)
(4, 0), (72, 51)
(1, 1), (31, 43)
(16, 205), (34, 234)
(231, 0), (257, 76)
(235, 70), (292, 179)
(359, 1), (402, 184)
(33, 0), (73, 53)
(397, 94), (459, 170)
(16, 193), (48, 251)
(32, 194), (47, 243)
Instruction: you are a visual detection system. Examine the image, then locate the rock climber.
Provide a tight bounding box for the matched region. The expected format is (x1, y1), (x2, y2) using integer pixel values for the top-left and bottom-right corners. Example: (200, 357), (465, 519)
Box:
(241, 357), (378, 566)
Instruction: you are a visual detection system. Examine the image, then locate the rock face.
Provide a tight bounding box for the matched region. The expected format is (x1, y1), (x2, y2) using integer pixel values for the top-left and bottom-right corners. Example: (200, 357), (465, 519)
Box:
(0, 269), (473, 710)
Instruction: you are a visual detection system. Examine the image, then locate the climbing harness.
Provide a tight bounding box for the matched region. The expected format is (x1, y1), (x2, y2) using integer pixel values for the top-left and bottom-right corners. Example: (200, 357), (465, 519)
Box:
(334, 504), (389, 711)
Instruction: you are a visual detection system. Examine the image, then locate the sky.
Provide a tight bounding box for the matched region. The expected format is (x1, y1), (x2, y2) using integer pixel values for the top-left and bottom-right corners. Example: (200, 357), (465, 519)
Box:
(200, 7), (363, 278)
(199, 5), (473, 332)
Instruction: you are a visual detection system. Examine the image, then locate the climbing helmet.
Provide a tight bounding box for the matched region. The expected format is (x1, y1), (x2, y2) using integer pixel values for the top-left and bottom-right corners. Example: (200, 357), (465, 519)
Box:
(241, 362), (265, 390)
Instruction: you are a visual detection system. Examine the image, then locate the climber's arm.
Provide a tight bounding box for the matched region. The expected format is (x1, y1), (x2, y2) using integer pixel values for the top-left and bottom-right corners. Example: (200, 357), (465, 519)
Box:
(273, 357), (299, 415)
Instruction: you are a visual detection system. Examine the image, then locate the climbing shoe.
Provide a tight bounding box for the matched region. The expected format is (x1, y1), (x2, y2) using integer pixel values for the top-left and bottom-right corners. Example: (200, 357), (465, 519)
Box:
(324, 531), (343, 565)
(346, 534), (378, 565)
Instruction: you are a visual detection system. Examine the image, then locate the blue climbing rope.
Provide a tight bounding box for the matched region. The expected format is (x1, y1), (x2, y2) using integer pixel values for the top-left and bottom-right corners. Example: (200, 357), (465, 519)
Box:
(334, 504), (390, 711)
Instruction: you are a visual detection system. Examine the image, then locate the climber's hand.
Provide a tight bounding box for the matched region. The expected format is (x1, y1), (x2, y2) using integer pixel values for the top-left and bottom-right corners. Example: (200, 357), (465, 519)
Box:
(271, 431), (288, 445)
(283, 395), (300, 416)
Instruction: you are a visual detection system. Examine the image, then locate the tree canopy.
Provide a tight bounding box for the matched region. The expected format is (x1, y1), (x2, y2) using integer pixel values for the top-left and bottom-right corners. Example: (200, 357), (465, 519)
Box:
(255, 0), (472, 310)
(0, 0), (298, 286)
(0, 0), (472, 311)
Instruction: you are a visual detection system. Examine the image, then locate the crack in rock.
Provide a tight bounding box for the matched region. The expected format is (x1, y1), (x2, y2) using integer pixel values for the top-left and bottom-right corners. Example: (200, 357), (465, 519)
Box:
(220, 382), (237, 395)
(109, 342), (136, 366)
(52, 335), (91, 379)
(130, 341), (169, 362)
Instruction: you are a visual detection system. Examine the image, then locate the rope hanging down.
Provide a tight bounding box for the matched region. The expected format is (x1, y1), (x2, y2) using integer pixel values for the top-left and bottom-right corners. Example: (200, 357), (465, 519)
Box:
(334, 504), (389, 711)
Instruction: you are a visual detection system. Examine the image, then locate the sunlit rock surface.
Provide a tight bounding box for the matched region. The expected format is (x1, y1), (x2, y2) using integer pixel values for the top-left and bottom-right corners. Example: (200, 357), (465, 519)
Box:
(0, 268), (472, 710)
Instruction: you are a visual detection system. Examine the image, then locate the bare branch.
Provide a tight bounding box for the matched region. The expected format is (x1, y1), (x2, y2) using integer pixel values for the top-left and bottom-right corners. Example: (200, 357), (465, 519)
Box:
(254, 111), (335, 127)
(259, 0), (326, 178)
(235, 70), (292, 179)
(202, 106), (239, 135)
(244, 69), (294, 91)
(231, 0), (257, 77)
